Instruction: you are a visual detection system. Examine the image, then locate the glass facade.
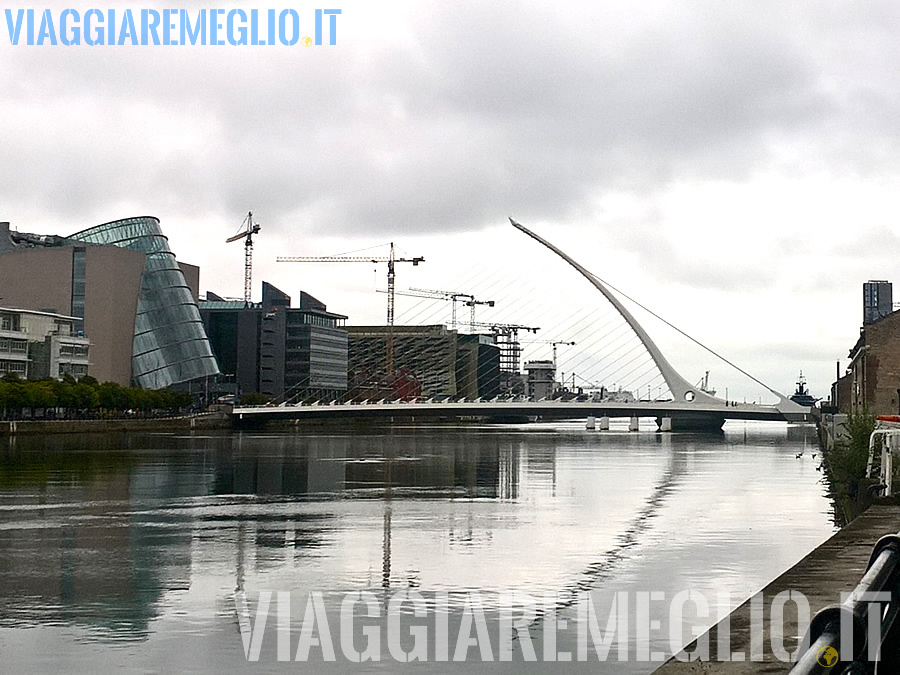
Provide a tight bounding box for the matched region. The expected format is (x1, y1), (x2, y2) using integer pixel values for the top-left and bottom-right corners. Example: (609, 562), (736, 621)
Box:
(70, 247), (86, 334)
(69, 217), (220, 389)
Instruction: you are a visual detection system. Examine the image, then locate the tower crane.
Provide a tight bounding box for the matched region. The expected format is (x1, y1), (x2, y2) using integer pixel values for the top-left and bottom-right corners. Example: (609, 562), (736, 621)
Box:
(277, 243), (424, 375)
(383, 287), (495, 329)
(410, 288), (495, 329)
(225, 211), (261, 305)
(468, 321), (540, 374)
(523, 339), (576, 370)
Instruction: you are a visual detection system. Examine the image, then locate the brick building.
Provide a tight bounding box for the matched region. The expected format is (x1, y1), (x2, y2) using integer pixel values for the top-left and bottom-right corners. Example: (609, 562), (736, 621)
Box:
(846, 310), (900, 416)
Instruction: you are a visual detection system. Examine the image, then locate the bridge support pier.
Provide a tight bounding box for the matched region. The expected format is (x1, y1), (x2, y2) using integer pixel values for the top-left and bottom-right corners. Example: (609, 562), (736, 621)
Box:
(628, 416), (640, 432)
(599, 416), (610, 431)
(655, 414), (725, 432)
(586, 416), (595, 430)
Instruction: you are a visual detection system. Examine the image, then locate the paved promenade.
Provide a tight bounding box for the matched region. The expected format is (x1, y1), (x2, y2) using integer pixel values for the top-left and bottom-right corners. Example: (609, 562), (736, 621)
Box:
(656, 505), (900, 673)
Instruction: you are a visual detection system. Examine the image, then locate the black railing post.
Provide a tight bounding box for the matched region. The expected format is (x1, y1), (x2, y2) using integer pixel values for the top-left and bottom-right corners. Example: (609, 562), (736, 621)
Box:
(791, 533), (900, 674)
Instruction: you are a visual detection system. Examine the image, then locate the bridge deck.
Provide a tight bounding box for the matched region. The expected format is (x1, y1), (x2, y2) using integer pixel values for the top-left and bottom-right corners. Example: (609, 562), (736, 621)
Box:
(231, 399), (810, 424)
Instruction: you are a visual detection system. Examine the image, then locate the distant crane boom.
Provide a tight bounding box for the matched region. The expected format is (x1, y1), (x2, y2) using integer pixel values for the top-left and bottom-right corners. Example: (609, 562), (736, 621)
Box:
(387, 287), (495, 328)
(277, 243), (424, 375)
(225, 211), (261, 305)
(523, 339), (576, 370)
(468, 321), (540, 374)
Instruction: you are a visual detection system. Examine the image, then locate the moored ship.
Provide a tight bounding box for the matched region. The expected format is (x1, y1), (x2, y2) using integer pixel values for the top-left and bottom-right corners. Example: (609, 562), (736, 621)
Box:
(790, 371), (818, 407)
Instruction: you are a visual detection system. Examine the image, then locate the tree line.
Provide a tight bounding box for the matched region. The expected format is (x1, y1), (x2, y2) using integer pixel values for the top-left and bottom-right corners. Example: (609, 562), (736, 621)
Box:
(0, 373), (193, 419)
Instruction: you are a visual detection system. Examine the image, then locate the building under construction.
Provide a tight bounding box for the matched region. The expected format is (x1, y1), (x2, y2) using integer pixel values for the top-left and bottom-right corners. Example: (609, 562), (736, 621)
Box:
(346, 326), (500, 400)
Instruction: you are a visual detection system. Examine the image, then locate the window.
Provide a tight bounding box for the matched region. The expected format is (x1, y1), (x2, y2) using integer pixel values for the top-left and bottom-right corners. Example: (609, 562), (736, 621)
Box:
(59, 362), (88, 377)
(0, 338), (27, 353)
(0, 360), (27, 374)
(54, 321), (74, 336)
(71, 247), (86, 333)
(0, 313), (20, 331)
(59, 344), (89, 358)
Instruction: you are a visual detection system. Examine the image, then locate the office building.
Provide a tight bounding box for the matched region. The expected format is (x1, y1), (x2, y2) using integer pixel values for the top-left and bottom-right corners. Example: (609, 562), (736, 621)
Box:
(864, 280), (893, 325)
(524, 360), (555, 400)
(346, 326), (500, 400)
(200, 283), (348, 401)
(0, 307), (91, 379)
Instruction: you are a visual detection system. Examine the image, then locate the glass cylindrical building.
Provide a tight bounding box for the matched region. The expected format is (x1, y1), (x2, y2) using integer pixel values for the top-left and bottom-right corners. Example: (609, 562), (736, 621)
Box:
(70, 217), (220, 389)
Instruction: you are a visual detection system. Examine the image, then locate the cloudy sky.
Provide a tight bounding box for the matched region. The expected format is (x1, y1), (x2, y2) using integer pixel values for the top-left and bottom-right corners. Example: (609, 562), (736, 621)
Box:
(3, 0), (900, 400)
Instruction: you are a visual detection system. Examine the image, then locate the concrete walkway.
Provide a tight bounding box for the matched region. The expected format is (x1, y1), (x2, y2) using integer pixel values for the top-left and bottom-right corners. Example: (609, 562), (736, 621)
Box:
(655, 505), (900, 673)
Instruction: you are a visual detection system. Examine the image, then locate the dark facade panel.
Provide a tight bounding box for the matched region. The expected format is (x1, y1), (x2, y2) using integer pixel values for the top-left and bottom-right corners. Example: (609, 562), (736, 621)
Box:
(864, 280), (893, 326)
(200, 283), (347, 401)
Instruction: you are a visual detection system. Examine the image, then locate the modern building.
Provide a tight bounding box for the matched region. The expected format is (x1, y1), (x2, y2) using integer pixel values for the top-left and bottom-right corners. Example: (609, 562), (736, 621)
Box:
(199, 283), (348, 402)
(864, 280), (893, 325)
(524, 360), (555, 400)
(0, 307), (91, 379)
(346, 325), (500, 400)
(456, 333), (501, 399)
(0, 218), (219, 388)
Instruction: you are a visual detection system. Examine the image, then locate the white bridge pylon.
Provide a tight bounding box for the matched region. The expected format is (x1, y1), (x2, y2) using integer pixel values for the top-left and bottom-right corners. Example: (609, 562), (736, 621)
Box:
(509, 217), (802, 413)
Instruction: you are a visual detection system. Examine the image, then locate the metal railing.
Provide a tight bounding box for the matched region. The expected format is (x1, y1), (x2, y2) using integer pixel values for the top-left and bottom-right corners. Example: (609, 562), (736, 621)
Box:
(791, 532), (900, 673)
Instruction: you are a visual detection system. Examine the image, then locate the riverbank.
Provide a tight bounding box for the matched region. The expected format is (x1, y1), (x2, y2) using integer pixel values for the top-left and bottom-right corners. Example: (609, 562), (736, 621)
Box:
(816, 411), (884, 524)
(0, 411), (230, 436)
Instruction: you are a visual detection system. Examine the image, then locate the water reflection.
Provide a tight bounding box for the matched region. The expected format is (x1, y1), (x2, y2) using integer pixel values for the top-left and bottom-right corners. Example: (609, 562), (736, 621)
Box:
(0, 424), (836, 672)
(0, 430), (520, 637)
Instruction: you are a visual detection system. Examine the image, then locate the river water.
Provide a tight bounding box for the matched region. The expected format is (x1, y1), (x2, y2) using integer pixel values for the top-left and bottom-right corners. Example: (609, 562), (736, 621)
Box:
(0, 421), (836, 673)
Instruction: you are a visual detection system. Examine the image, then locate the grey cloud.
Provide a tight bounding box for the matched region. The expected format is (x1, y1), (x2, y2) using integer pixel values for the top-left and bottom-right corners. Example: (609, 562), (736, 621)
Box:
(2, 0), (900, 242)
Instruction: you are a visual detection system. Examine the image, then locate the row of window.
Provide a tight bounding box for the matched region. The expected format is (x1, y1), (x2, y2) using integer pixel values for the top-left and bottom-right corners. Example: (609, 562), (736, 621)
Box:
(286, 314), (342, 328)
(0, 338), (27, 354)
(0, 359), (88, 378)
(59, 344), (89, 357)
(0, 360), (27, 374)
(59, 363), (89, 377)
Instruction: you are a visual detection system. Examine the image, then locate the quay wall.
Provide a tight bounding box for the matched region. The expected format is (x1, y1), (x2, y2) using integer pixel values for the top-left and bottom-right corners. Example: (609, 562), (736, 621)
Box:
(0, 412), (230, 436)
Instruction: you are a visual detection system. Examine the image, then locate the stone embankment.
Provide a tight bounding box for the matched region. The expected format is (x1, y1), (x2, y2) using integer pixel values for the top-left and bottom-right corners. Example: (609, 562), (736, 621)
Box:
(0, 411), (230, 436)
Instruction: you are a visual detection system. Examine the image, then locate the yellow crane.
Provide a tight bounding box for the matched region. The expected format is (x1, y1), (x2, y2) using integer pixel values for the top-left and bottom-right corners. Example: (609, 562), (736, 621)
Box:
(225, 211), (261, 305)
(276, 243), (424, 375)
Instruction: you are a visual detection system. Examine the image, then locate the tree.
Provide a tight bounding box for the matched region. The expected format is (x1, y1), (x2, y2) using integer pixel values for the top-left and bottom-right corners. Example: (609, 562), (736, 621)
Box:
(72, 382), (99, 410)
(98, 382), (129, 411)
(240, 392), (272, 406)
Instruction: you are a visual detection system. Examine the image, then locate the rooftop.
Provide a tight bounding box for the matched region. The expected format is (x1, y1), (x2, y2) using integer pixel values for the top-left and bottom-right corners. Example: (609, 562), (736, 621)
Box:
(0, 306), (80, 322)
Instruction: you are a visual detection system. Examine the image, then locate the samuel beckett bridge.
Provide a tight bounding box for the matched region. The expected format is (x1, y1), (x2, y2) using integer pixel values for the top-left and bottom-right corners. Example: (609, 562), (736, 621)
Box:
(233, 219), (811, 431)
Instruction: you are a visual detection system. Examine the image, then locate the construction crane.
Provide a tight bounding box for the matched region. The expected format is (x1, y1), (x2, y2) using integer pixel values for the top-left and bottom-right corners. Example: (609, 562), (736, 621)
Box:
(277, 243), (424, 375)
(468, 321), (540, 374)
(410, 288), (495, 329)
(225, 211), (261, 305)
(382, 287), (495, 329)
(524, 339), (576, 370)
